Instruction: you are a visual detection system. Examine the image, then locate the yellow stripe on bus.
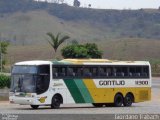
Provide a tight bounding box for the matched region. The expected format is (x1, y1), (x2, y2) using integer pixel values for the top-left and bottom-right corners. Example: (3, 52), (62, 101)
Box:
(83, 79), (151, 103)
(83, 79), (113, 103)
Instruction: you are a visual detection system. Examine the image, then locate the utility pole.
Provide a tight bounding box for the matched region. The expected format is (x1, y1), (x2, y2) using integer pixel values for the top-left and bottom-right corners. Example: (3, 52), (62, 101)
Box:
(0, 33), (2, 73)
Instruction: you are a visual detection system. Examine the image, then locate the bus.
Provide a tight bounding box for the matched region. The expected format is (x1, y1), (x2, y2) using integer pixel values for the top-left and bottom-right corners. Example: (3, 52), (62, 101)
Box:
(9, 59), (151, 109)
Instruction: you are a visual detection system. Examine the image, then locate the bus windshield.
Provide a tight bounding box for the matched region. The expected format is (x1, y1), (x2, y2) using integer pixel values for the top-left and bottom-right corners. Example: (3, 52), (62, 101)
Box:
(10, 74), (36, 93)
(12, 65), (37, 74)
(10, 65), (50, 94)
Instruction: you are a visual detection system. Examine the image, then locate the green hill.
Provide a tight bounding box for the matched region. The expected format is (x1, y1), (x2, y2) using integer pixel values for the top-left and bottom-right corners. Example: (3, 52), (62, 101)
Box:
(0, 0), (160, 45)
(0, 0), (160, 74)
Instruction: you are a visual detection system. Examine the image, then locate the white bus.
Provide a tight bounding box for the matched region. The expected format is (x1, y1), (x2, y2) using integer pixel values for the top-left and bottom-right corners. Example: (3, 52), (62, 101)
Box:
(9, 59), (151, 109)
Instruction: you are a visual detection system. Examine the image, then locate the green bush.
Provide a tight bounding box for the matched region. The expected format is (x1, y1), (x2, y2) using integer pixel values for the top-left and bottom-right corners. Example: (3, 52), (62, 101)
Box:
(0, 74), (11, 88)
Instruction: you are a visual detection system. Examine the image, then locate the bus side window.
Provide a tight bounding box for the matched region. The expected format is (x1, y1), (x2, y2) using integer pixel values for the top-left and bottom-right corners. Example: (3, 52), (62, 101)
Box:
(52, 66), (66, 78)
(135, 67), (142, 77)
(99, 67), (106, 76)
(59, 67), (66, 77)
(67, 67), (73, 76)
(129, 66), (148, 78)
(83, 67), (92, 77)
(77, 67), (83, 77)
(122, 67), (128, 77)
(67, 67), (77, 77)
(142, 66), (149, 78)
(52, 67), (58, 77)
(91, 67), (98, 77)
(114, 67), (127, 77)
(106, 67), (112, 77)
(113, 67), (117, 77)
(129, 67), (135, 78)
(39, 65), (50, 75)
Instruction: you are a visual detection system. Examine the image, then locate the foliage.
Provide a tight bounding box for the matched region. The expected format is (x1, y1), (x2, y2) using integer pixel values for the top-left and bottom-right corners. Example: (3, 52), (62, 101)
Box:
(61, 43), (102, 58)
(0, 41), (9, 54)
(0, 41), (9, 71)
(0, 74), (11, 88)
(84, 43), (102, 58)
(46, 32), (70, 52)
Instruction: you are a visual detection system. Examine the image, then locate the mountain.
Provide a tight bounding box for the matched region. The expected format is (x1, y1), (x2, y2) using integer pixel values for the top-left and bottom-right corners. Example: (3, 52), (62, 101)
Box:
(0, 0), (160, 45)
(0, 0), (160, 72)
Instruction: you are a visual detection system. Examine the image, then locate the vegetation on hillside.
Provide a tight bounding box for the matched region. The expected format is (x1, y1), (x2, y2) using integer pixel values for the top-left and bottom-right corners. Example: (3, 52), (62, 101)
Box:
(0, 0), (160, 40)
(0, 0), (160, 75)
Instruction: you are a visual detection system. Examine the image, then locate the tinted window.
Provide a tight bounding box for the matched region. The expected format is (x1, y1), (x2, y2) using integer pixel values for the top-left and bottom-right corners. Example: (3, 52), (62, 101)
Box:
(83, 67), (92, 77)
(52, 65), (149, 79)
(39, 65), (50, 75)
(12, 65), (37, 74)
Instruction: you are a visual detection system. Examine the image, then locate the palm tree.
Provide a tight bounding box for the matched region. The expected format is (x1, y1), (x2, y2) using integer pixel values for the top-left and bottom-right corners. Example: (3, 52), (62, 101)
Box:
(46, 32), (70, 58)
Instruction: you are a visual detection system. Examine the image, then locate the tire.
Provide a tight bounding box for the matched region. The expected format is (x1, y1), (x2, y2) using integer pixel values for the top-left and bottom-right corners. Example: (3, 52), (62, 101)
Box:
(30, 105), (39, 109)
(123, 94), (133, 107)
(92, 103), (104, 107)
(51, 95), (61, 109)
(114, 94), (123, 107)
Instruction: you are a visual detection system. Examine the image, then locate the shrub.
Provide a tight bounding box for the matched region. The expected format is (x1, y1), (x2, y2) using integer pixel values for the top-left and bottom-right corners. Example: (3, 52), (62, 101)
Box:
(61, 43), (102, 58)
(0, 74), (11, 88)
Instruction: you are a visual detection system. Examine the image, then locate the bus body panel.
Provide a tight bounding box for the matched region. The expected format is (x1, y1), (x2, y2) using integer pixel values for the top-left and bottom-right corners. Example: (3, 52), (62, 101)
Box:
(9, 59), (152, 107)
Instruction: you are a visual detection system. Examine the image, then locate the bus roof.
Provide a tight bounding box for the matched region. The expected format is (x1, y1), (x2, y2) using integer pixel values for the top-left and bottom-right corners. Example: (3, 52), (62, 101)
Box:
(14, 59), (150, 66)
(59, 59), (150, 65)
(15, 60), (52, 66)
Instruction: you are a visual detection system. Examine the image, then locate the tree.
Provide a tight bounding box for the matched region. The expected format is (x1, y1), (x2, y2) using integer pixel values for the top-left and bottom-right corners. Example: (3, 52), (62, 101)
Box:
(46, 32), (70, 58)
(88, 4), (91, 8)
(84, 43), (102, 58)
(73, 0), (80, 7)
(0, 41), (9, 72)
(61, 43), (102, 58)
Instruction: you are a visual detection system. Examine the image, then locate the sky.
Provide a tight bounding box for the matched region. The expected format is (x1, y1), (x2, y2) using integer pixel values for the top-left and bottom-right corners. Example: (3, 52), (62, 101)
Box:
(65, 0), (160, 9)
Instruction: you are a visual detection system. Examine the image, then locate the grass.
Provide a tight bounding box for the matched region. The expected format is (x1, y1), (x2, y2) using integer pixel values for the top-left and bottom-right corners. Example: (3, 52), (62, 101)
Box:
(4, 37), (160, 75)
(0, 10), (111, 45)
(0, 10), (159, 74)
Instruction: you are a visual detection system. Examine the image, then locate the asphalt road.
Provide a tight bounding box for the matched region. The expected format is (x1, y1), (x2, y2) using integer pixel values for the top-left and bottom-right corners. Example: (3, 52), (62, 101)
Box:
(0, 78), (160, 120)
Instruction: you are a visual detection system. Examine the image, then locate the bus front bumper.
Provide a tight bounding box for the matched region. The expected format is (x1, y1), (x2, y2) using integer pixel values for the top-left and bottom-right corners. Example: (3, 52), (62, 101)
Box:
(9, 96), (37, 105)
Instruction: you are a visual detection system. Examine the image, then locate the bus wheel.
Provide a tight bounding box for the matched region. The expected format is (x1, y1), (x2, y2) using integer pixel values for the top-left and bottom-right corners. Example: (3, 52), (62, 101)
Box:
(92, 103), (104, 107)
(114, 93), (123, 107)
(30, 105), (39, 109)
(123, 93), (133, 107)
(51, 95), (61, 109)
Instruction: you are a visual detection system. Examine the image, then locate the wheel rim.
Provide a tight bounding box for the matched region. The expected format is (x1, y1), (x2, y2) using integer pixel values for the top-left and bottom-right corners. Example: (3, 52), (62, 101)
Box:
(116, 97), (123, 106)
(52, 96), (60, 108)
(126, 95), (132, 106)
(115, 95), (123, 107)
